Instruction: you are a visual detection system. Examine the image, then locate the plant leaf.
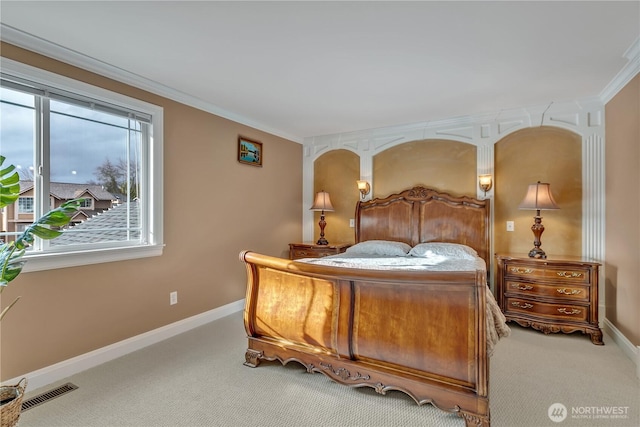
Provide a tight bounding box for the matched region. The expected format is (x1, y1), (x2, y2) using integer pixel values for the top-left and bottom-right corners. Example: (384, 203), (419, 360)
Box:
(0, 244), (24, 286)
(0, 156), (20, 208)
(14, 199), (82, 250)
(1, 199), (81, 287)
(0, 296), (21, 321)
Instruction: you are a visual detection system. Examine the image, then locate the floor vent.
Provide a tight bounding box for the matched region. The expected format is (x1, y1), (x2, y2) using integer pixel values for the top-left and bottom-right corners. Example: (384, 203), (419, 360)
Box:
(21, 383), (78, 412)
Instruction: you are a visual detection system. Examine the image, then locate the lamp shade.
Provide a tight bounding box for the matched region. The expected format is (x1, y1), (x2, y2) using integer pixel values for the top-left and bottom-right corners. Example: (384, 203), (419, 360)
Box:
(310, 191), (335, 211)
(518, 182), (560, 210)
(478, 175), (492, 192)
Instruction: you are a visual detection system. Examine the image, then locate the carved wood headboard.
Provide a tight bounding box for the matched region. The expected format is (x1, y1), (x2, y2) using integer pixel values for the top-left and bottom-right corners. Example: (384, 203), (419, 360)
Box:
(355, 186), (490, 264)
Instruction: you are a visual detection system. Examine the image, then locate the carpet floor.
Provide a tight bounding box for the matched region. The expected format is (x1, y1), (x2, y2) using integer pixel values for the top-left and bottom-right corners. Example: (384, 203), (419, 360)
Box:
(18, 311), (639, 427)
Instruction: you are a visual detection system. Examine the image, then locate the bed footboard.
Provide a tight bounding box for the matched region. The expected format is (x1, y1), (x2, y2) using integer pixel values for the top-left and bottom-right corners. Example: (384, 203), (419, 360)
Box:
(240, 250), (490, 427)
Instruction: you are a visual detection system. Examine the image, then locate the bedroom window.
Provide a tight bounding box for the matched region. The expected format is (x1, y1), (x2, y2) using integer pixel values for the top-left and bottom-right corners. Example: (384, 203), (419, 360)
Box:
(0, 59), (164, 272)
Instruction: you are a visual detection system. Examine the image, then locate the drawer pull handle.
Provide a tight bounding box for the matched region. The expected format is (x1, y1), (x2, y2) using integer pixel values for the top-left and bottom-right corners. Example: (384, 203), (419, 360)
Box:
(511, 301), (533, 309)
(509, 267), (533, 274)
(557, 308), (582, 315)
(511, 283), (533, 291)
(557, 271), (583, 279)
(556, 288), (582, 295)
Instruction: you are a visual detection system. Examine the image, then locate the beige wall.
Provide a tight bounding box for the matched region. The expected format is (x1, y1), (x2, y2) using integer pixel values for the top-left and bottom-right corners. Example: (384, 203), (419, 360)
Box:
(313, 149), (359, 244)
(494, 127), (582, 258)
(373, 139), (477, 198)
(0, 43), (303, 380)
(605, 73), (640, 345)
(311, 141), (477, 244)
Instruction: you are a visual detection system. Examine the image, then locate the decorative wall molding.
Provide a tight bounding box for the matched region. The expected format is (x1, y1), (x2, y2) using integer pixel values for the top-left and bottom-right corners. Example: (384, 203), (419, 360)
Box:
(302, 99), (606, 268)
(498, 120), (524, 135)
(435, 126), (474, 141)
(582, 133), (606, 308)
(600, 36), (640, 104)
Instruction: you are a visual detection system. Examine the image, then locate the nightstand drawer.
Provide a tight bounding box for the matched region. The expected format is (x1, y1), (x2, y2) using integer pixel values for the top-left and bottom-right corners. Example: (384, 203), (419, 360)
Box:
(505, 297), (588, 322)
(505, 265), (591, 284)
(505, 280), (589, 302)
(291, 248), (334, 259)
(507, 265), (590, 283)
(289, 243), (351, 260)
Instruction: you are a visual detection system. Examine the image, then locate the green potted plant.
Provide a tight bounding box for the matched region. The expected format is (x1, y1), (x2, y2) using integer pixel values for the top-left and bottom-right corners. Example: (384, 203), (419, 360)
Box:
(0, 155), (81, 427)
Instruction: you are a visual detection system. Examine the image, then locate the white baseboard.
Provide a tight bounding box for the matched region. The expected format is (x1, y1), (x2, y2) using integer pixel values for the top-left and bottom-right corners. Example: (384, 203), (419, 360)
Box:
(2, 299), (245, 391)
(602, 318), (640, 379)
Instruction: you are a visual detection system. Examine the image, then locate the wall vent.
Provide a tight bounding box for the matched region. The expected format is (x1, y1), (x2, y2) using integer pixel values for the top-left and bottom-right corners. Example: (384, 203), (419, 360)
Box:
(21, 383), (78, 411)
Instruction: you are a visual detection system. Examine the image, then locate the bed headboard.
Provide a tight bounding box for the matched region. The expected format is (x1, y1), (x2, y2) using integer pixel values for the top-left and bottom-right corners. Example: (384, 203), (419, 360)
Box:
(355, 186), (490, 264)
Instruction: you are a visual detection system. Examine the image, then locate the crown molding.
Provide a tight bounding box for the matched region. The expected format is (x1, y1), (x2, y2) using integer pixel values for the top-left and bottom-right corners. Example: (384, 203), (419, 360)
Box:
(0, 24), (303, 143)
(304, 97), (604, 150)
(600, 36), (640, 104)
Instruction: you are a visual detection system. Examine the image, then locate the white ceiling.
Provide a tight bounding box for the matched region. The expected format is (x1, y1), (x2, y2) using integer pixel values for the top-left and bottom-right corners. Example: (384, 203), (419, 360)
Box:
(1, 1), (639, 142)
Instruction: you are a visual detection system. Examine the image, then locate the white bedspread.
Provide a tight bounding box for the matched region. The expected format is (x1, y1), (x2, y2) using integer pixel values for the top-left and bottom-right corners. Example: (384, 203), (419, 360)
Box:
(299, 252), (486, 271)
(297, 253), (510, 356)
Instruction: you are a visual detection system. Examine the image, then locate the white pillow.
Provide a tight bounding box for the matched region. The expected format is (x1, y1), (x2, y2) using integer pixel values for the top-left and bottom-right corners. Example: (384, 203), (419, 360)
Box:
(409, 242), (478, 260)
(345, 240), (411, 256)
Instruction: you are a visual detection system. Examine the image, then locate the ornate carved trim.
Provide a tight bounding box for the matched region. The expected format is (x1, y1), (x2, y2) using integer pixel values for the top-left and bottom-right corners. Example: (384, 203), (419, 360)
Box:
(557, 271), (584, 279)
(319, 362), (371, 382)
(244, 349), (263, 368)
(511, 301), (533, 309)
(509, 267), (533, 274)
(460, 410), (490, 427)
(506, 318), (603, 344)
(557, 287), (582, 295)
(557, 308), (582, 315)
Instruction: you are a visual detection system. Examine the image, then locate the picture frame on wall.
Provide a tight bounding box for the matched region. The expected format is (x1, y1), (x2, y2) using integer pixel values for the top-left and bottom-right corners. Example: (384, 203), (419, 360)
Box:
(238, 136), (263, 167)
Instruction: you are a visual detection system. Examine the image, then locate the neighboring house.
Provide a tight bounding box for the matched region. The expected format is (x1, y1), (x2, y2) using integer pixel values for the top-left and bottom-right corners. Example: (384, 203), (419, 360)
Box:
(0, 181), (117, 238)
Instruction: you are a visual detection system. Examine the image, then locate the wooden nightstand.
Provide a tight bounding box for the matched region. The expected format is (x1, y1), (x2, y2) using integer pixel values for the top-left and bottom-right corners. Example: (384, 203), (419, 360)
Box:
(496, 254), (603, 345)
(289, 242), (351, 260)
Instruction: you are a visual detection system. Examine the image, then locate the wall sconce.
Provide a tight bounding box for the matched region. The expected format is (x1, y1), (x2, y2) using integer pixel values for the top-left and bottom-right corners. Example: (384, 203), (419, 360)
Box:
(478, 175), (492, 195)
(356, 180), (370, 200)
(310, 191), (335, 245)
(518, 181), (560, 259)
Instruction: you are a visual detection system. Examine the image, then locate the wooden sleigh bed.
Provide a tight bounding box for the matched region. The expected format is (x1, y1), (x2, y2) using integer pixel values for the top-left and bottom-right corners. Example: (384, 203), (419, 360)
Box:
(240, 186), (507, 427)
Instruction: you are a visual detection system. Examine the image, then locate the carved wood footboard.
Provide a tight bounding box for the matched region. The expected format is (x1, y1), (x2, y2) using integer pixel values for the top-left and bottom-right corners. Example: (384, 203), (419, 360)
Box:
(240, 251), (491, 427)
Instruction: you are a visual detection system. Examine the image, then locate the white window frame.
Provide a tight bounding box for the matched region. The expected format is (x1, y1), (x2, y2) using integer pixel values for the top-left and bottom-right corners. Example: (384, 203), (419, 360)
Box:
(17, 196), (34, 213)
(1, 58), (164, 272)
(79, 198), (94, 209)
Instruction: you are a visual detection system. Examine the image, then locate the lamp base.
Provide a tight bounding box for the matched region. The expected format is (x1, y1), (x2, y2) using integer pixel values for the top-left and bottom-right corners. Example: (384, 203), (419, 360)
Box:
(528, 247), (547, 259)
(316, 212), (329, 245)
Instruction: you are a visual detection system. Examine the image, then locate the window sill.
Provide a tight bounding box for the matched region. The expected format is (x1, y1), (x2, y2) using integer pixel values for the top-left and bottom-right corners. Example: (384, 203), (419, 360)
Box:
(21, 244), (165, 273)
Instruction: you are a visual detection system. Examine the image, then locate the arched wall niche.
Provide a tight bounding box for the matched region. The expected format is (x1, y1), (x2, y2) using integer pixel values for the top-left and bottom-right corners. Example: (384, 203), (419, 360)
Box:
(312, 149), (360, 244)
(302, 99), (605, 279)
(373, 139), (477, 198)
(494, 126), (583, 258)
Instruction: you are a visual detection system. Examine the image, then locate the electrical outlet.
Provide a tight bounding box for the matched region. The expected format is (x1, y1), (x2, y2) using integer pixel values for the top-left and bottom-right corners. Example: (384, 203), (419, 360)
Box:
(506, 221), (515, 232)
(349, 219), (355, 228)
(170, 291), (178, 305)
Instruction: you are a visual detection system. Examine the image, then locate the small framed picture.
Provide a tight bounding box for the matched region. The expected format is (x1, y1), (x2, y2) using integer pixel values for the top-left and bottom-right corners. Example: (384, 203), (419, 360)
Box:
(238, 136), (263, 167)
